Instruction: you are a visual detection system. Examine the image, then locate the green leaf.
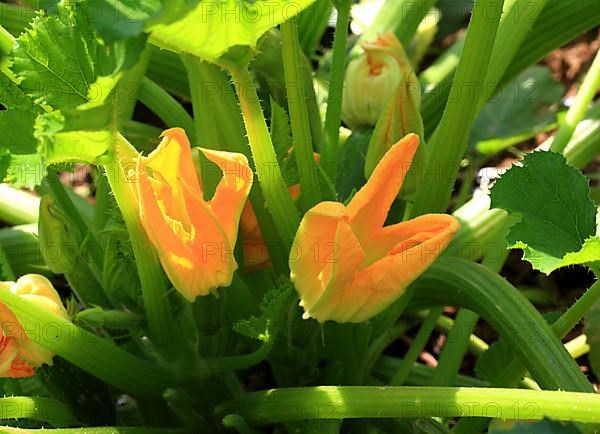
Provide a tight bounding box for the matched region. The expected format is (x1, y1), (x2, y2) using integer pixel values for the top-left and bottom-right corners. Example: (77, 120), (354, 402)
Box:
(490, 418), (582, 433)
(149, 0), (317, 62)
(490, 151), (597, 274)
(472, 66), (564, 155)
(584, 300), (600, 379)
(234, 284), (294, 343)
(9, 4), (147, 169)
(0, 73), (43, 186)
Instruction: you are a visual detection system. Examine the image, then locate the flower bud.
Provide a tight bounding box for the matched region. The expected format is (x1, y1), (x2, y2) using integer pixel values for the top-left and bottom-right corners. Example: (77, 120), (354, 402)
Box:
(342, 33), (419, 130)
(0, 274), (69, 377)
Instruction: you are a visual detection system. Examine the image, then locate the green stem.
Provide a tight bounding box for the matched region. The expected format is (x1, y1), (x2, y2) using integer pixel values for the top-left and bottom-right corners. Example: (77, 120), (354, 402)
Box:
(429, 313), (488, 357)
(430, 236), (509, 386)
(551, 49), (600, 153)
(104, 135), (179, 359)
(410, 0), (504, 216)
(411, 260), (593, 392)
(429, 309), (478, 387)
(0, 285), (176, 396)
(139, 77), (195, 137)
(296, 0), (332, 56)
(322, 0), (351, 183)
(564, 102), (600, 168)
(0, 396), (76, 427)
(0, 184), (39, 225)
(0, 24), (15, 55)
(553, 281), (600, 338)
(389, 307), (443, 386)
(213, 340), (272, 372)
(565, 335), (590, 360)
(217, 386), (600, 425)
(395, 0), (437, 47)
(222, 414), (264, 434)
(0, 428), (187, 434)
(228, 65), (300, 249)
(280, 17), (321, 210)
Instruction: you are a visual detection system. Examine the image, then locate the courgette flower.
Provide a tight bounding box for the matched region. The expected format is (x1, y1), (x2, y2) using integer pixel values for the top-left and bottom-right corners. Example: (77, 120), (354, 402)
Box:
(289, 134), (460, 323)
(342, 33), (419, 129)
(137, 128), (253, 301)
(0, 274), (68, 377)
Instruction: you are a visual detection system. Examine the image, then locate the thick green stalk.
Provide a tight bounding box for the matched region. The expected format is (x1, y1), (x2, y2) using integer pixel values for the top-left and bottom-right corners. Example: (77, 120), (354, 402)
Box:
(0, 184), (39, 225)
(551, 50), (600, 153)
(322, 0), (351, 184)
(104, 135), (179, 358)
(217, 386), (600, 425)
(139, 77), (195, 137)
(429, 309), (478, 387)
(564, 104), (600, 168)
(389, 307), (443, 386)
(296, 0), (332, 56)
(411, 260), (593, 392)
(0, 428), (186, 434)
(430, 313), (488, 357)
(0, 397), (75, 427)
(477, 0), (549, 111)
(409, 0), (504, 216)
(0, 284), (176, 396)
(228, 65), (300, 249)
(430, 238), (509, 386)
(421, 0), (599, 138)
(453, 281), (600, 434)
(365, 0), (436, 46)
(280, 18), (321, 209)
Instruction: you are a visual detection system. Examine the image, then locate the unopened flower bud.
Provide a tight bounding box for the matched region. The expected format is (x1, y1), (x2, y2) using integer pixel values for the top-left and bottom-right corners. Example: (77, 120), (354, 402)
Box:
(342, 33), (419, 130)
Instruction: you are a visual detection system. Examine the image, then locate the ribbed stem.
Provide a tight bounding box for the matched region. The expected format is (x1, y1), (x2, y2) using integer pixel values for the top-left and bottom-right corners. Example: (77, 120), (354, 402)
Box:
(551, 50), (600, 153)
(228, 65), (300, 249)
(281, 17), (321, 209)
(217, 386), (600, 426)
(139, 77), (194, 136)
(410, 0), (505, 216)
(0, 397), (75, 427)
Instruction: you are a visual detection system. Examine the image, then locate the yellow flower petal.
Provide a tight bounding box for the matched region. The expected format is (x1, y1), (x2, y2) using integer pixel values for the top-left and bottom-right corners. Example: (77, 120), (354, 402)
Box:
(137, 128), (253, 301)
(290, 134), (461, 323)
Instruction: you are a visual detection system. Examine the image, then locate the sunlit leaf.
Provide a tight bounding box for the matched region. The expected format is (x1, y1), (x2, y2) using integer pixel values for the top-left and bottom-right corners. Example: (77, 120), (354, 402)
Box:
(149, 0), (317, 62)
(490, 151), (597, 274)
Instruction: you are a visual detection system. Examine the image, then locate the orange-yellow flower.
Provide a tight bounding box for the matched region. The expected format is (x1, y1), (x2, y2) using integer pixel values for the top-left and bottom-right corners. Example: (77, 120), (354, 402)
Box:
(289, 134), (460, 323)
(0, 274), (69, 377)
(137, 128), (253, 301)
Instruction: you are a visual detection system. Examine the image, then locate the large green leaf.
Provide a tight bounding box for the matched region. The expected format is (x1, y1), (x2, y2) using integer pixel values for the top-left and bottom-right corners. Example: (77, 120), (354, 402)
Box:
(490, 151), (597, 274)
(149, 0), (317, 62)
(8, 4), (147, 170)
(471, 66), (564, 155)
